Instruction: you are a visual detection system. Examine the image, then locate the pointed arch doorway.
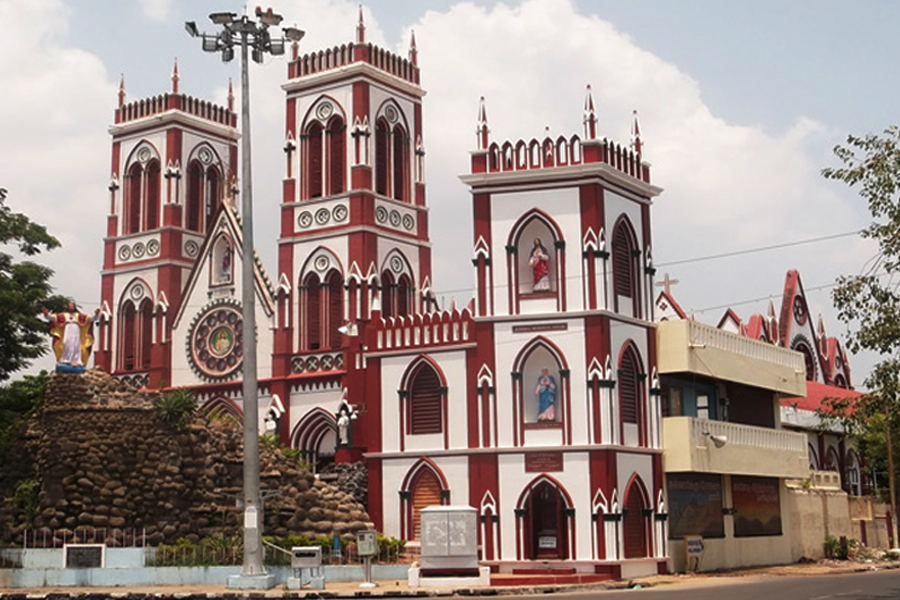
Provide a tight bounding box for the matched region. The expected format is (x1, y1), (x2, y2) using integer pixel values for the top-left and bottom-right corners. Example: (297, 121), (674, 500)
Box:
(521, 480), (570, 560)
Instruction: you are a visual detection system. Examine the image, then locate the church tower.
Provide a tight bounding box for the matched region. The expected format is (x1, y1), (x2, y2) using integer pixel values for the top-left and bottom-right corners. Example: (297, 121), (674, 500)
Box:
(96, 65), (238, 388)
(271, 12), (431, 443)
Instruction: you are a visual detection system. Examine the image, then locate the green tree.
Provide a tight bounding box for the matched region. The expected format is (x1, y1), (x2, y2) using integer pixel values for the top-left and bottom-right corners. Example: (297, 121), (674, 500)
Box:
(824, 126), (900, 543)
(0, 371), (49, 456)
(0, 190), (68, 380)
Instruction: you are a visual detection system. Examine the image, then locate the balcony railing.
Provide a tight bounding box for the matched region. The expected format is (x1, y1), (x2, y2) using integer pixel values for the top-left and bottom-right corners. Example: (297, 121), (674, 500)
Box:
(689, 418), (806, 453)
(658, 320), (807, 396)
(663, 416), (809, 479)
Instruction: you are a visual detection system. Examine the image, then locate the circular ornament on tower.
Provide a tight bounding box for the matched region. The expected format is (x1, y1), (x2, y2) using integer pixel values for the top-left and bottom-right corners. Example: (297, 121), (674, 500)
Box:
(314, 255), (330, 272)
(198, 147), (213, 165)
(297, 211), (313, 229)
(316, 102), (334, 121)
(384, 105), (398, 124)
(390, 255), (404, 273)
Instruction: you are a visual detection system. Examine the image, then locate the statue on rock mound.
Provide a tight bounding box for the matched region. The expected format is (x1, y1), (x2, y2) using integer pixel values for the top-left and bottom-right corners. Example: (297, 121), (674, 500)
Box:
(41, 302), (96, 373)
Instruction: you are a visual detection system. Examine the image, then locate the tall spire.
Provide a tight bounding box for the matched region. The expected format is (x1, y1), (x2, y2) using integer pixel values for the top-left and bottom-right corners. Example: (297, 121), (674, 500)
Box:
(631, 109), (642, 156)
(356, 5), (366, 43)
(118, 74), (126, 108)
(409, 30), (418, 66)
(583, 84), (597, 140)
(476, 96), (489, 151)
(171, 58), (179, 94)
(227, 78), (234, 112)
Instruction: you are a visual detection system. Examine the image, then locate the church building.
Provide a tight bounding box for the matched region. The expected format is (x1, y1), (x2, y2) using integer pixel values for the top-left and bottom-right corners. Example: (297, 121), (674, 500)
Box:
(93, 12), (666, 577)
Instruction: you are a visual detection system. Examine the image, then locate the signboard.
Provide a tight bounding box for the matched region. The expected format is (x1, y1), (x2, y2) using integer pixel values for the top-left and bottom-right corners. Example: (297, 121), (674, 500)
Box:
(684, 535), (704, 557)
(357, 530), (377, 557)
(512, 323), (567, 334)
(732, 476), (782, 537)
(683, 535), (703, 573)
(64, 544), (104, 568)
(666, 473), (724, 539)
(525, 452), (564, 473)
(538, 535), (557, 549)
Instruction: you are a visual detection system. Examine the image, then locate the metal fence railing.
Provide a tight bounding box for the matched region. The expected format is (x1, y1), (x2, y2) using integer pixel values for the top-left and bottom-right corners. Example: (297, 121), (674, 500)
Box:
(23, 527), (146, 548)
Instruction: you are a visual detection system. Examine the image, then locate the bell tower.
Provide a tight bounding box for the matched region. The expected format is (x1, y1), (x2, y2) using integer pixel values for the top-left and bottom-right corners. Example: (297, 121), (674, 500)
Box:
(272, 11), (432, 383)
(96, 64), (238, 388)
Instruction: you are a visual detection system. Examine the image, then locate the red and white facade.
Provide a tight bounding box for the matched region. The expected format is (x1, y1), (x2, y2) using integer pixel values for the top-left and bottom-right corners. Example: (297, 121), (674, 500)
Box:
(95, 15), (666, 576)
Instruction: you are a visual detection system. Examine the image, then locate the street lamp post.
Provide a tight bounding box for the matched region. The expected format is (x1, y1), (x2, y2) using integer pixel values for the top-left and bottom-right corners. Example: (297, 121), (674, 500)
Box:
(186, 8), (303, 590)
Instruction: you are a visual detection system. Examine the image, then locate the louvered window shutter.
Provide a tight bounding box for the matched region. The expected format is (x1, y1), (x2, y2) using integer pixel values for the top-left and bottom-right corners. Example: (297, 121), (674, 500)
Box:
(613, 226), (633, 299)
(620, 351), (638, 424)
(412, 471), (442, 540)
(623, 489), (646, 558)
(410, 366), (442, 434)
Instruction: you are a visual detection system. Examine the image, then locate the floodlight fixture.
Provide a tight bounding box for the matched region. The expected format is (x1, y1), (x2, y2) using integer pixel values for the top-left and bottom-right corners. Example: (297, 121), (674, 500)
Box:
(201, 34), (220, 53)
(185, 21), (200, 37)
(283, 27), (305, 42)
(256, 7), (284, 27)
(209, 11), (236, 25)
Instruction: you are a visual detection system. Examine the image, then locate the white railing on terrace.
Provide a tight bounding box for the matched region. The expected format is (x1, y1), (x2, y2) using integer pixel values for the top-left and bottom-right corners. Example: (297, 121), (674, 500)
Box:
(687, 320), (804, 370)
(690, 418), (807, 453)
(374, 312), (472, 351)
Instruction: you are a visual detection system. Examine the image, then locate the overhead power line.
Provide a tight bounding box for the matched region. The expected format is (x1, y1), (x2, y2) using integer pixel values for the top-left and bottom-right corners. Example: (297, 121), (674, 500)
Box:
(656, 230), (864, 268)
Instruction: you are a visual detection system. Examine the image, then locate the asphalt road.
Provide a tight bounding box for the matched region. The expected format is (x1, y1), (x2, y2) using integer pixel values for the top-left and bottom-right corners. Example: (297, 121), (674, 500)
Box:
(521, 570), (900, 599)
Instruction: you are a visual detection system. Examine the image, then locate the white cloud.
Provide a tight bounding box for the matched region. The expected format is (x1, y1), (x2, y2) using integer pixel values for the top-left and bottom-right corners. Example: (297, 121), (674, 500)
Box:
(138, 0), (172, 22)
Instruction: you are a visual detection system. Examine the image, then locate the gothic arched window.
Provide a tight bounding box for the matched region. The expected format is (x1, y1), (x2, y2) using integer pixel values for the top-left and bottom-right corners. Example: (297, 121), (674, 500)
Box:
(328, 117), (345, 195)
(306, 121), (324, 198)
(303, 272), (321, 350)
(407, 361), (443, 435)
(145, 160), (161, 230)
(186, 161), (204, 232)
(612, 218), (640, 318)
(375, 118), (390, 196)
(118, 296), (153, 372)
(326, 271), (343, 349)
(205, 166), (220, 230)
(397, 273), (413, 317)
(380, 270), (395, 319)
(392, 124), (408, 202)
(125, 162), (143, 235)
(618, 343), (644, 446)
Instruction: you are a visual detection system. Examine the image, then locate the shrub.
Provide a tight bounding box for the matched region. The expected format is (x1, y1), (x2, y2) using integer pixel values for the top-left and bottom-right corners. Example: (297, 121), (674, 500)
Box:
(13, 478), (39, 526)
(153, 388), (197, 432)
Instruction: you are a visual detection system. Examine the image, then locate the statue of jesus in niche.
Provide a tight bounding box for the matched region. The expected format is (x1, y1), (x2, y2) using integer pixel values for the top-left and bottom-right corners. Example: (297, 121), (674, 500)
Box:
(529, 238), (550, 292)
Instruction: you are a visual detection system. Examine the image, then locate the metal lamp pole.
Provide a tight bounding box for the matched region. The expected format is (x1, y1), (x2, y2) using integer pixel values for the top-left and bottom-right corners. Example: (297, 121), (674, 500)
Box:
(186, 9), (304, 587)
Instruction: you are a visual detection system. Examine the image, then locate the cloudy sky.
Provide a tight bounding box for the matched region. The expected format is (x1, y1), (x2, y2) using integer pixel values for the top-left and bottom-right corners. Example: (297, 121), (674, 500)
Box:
(1, 0), (896, 385)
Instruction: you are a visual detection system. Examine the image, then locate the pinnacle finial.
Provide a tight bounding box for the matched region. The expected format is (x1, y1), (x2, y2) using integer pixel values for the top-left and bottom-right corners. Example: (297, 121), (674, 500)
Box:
(631, 109), (642, 156)
(227, 78), (234, 112)
(356, 5), (366, 43)
(409, 29), (418, 66)
(171, 58), (179, 94)
(476, 96), (489, 150)
(118, 74), (126, 108)
(583, 84), (597, 140)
